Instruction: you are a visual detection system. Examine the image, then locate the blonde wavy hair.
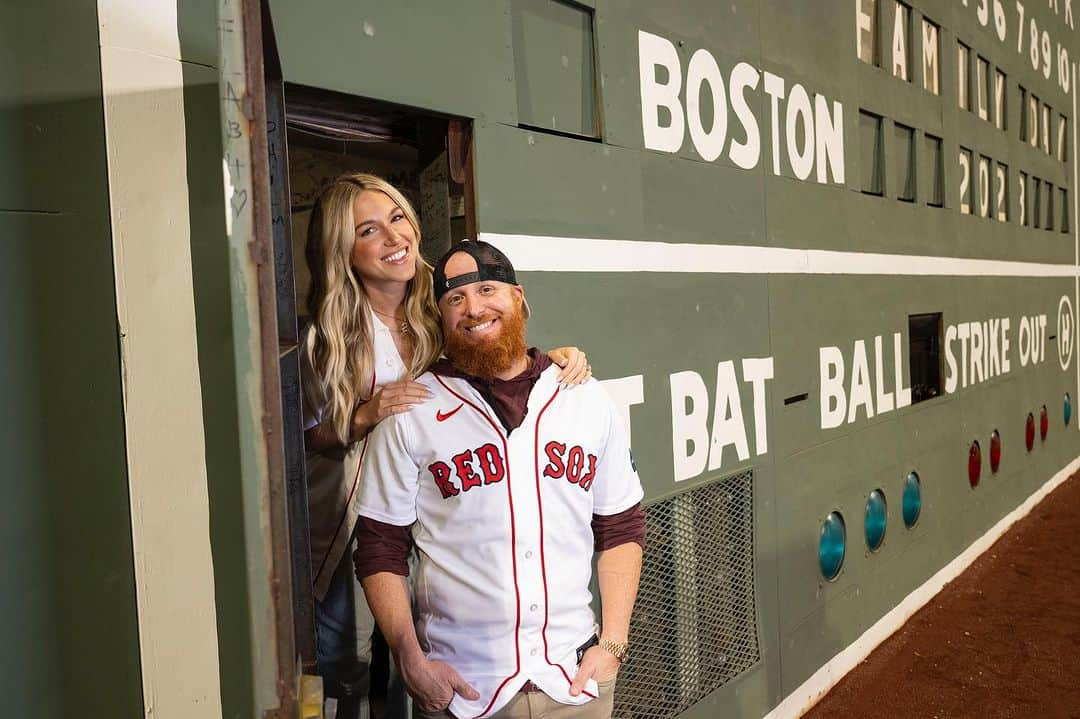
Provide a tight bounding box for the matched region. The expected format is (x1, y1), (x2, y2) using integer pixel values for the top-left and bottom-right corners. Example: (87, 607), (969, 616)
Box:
(304, 173), (442, 444)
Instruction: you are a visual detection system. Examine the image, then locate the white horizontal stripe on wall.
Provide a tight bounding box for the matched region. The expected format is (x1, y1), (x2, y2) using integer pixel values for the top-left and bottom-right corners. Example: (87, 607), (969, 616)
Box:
(480, 232), (1079, 278)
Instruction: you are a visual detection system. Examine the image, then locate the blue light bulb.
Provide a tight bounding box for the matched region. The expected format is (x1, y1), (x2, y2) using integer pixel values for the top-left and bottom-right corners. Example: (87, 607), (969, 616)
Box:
(902, 472), (921, 528)
(819, 512), (846, 581)
(865, 489), (887, 551)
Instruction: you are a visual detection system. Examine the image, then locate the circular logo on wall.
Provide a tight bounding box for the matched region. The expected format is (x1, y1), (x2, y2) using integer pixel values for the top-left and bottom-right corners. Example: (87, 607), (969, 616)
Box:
(1058, 294), (1074, 371)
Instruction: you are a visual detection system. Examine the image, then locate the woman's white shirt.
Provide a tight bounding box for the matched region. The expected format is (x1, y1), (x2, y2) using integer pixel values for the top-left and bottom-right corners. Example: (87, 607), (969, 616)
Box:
(301, 312), (408, 429)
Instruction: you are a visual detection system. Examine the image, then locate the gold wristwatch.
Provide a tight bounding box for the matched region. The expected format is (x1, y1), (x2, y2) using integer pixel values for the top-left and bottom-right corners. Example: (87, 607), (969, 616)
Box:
(599, 637), (630, 663)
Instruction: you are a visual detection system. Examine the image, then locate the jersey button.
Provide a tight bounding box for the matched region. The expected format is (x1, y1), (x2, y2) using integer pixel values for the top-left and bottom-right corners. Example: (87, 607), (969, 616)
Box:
(530, 648), (538, 657)
(530, 603), (538, 611)
(524, 550), (533, 559)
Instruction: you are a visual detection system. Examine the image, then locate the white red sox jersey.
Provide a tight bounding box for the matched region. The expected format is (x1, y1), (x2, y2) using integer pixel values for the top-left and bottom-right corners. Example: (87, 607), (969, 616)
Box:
(355, 364), (644, 718)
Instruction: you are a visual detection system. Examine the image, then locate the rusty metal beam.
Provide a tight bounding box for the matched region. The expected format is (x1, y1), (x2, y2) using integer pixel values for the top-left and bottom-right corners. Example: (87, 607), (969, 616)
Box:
(239, 0), (300, 716)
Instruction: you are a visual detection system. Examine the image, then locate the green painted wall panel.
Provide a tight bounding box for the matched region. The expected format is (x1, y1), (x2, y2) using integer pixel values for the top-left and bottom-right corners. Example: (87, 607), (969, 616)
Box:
(510, 0), (598, 137)
(178, 0), (220, 67)
(0, 1), (143, 716)
(0, 2), (102, 211)
(758, 0), (853, 99)
(0, 210), (143, 714)
(473, 121), (773, 247)
(0, 213), (65, 719)
(640, 152), (767, 246)
(269, 0), (517, 123)
(474, 120), (645, 238)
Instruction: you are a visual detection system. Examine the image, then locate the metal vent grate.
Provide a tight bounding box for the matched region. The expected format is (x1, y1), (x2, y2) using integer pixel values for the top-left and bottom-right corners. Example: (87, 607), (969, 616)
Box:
(614, 470), (759, 718)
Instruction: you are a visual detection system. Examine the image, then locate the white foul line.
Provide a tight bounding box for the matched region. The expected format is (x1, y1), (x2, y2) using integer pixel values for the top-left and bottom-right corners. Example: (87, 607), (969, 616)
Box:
(481, 232), (1080, 278)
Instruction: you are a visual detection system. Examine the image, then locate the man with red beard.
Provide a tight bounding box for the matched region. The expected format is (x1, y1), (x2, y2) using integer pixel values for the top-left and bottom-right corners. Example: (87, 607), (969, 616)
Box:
(353, 241), (645, 718)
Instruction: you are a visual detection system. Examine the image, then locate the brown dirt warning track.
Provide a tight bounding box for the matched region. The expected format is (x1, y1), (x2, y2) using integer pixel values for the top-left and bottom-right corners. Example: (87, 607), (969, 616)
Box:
(803, 472), (1080, 719)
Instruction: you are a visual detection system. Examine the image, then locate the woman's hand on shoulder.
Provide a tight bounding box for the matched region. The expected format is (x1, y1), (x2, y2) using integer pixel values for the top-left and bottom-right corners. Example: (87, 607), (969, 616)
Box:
(548, 346), (592, 387)
(351, 379), (433, 440)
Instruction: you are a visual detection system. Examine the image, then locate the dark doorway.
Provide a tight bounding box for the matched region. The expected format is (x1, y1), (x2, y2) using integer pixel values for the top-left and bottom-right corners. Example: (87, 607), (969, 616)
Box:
(265, 72), (477, 712)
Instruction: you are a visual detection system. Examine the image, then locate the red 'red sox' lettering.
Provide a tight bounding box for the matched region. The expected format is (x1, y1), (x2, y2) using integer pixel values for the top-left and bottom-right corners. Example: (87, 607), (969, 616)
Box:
(474, 443), (505, 485)
(452, 449), (482, 491)
(428, 443), (507, 499)
(543, 441), (567, 478)
(428, 461), (459, 499)
(542, 441), (597, 492)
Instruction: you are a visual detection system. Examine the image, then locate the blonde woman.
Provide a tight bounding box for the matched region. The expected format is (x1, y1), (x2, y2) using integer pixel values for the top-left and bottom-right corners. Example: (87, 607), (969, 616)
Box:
(301, 174), (589, 718)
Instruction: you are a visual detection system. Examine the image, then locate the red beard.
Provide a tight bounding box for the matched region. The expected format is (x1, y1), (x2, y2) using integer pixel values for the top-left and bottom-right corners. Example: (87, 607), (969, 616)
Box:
(444, 301), (527, 379)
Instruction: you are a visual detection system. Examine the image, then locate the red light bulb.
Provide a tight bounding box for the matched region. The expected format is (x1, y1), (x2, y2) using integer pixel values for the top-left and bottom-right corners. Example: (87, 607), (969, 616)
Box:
(968, 441), (981, 488)
(989, 430), (1001, 474)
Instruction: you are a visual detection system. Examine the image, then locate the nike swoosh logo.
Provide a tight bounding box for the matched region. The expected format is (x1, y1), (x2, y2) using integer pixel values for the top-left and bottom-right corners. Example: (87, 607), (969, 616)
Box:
(436, 404), (464, 422)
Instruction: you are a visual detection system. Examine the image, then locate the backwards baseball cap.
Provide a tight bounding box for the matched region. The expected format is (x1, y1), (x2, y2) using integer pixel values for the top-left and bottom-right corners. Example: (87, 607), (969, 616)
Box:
(433, 240), (529, 317)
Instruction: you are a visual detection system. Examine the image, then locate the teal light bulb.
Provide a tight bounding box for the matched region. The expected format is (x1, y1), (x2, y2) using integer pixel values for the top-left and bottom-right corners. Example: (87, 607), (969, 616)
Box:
(903, 472), (921, 528)
(819, 512), (846, 581)
(865, 489), (887, 551)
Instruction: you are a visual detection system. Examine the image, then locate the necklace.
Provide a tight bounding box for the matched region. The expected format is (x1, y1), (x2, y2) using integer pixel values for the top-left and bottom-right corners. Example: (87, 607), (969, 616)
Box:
(372, 308), (411, 335)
